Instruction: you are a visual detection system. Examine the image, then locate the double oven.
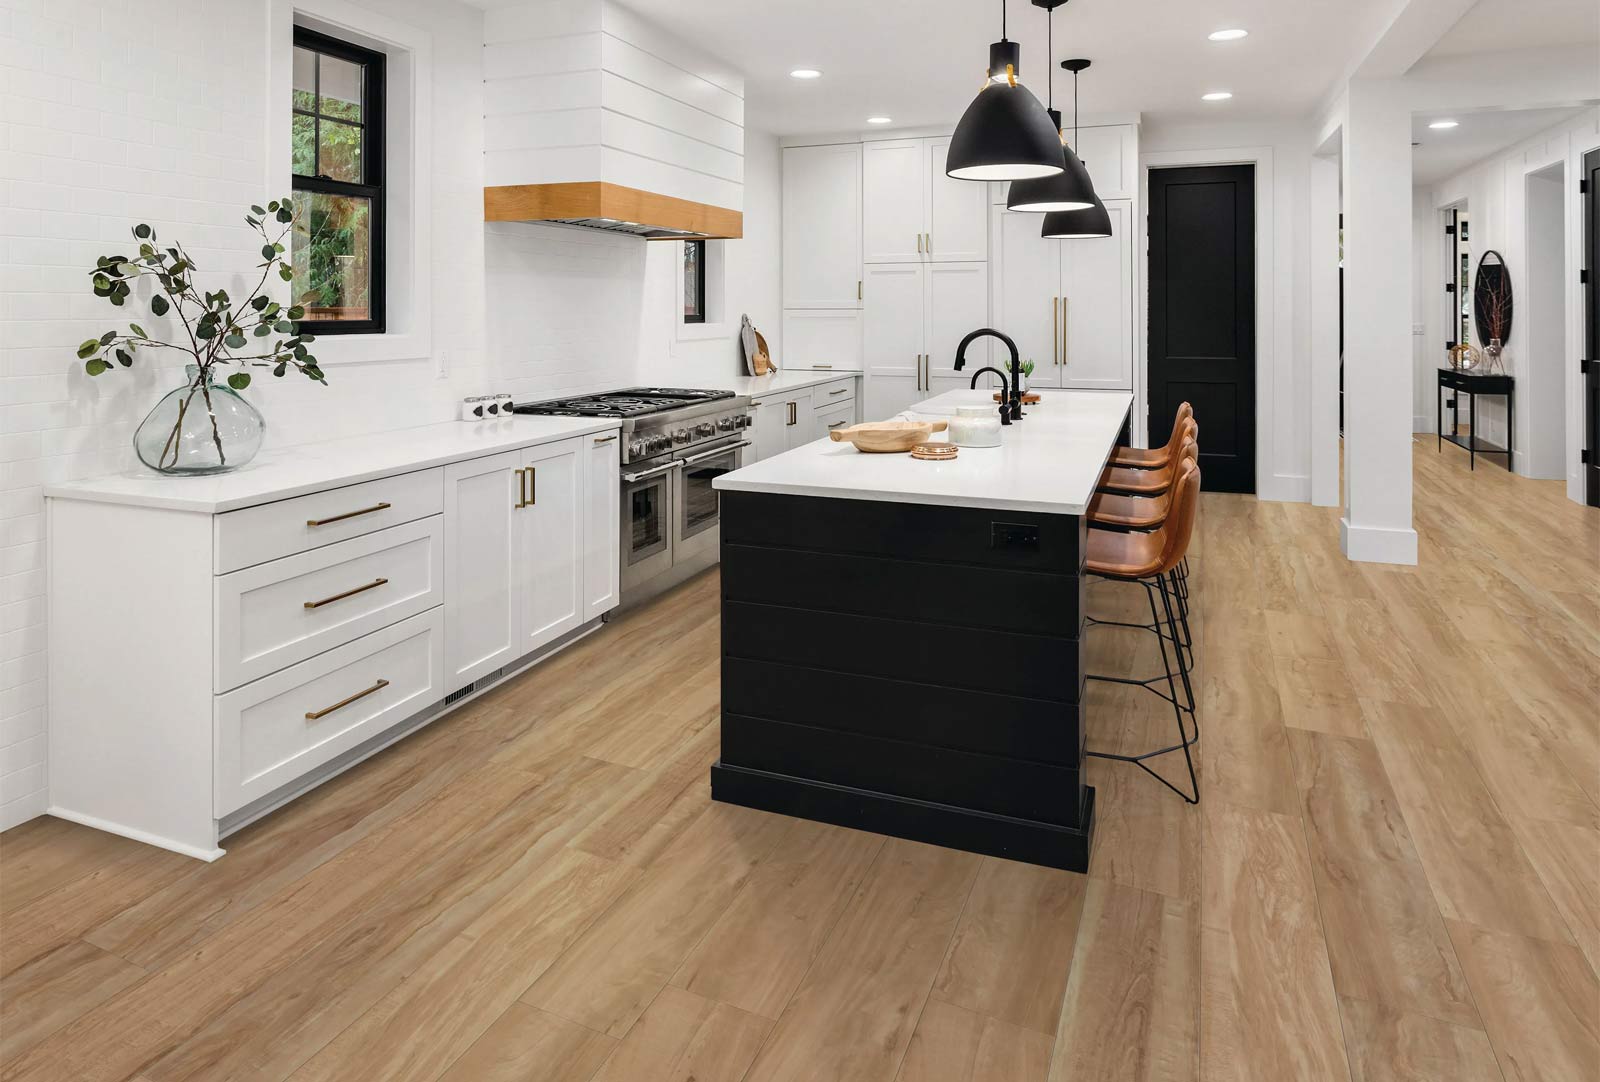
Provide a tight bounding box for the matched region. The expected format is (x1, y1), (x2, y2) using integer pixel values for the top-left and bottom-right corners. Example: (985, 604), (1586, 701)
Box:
(621, 429), (748, 604)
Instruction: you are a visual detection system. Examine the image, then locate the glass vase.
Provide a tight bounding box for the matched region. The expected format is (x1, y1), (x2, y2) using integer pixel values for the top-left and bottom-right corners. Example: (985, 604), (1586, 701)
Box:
(134, 365), (265, 475)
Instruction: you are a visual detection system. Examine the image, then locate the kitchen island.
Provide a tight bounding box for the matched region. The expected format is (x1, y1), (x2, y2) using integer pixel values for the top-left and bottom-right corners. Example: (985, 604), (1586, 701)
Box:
(710, 388), (1132, 871)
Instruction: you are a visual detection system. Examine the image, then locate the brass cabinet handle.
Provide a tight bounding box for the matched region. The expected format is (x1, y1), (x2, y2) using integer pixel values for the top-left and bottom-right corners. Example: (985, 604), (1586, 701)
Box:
(514, 468), (528, 509)
(828, 388), (848, 396)
(527, 466), (536, 505)
(307, 502), (390, 528)
(304, 577), (388, 609)
(916, 233), (923, 254)
(815, 363), (833, 369)
(305, 678), (390, 721)
(827, 420), (848, 429)
(592, 434), (616, 445)
(1052, 296), (1059, 365)
(925, 232), (932, 254)
(858, 279), (862, 301)
(1061, 296), (1068, 366)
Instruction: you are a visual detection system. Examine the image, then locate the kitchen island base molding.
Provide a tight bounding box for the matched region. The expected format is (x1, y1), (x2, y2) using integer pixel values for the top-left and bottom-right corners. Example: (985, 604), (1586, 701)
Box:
(711, 762), (1095, 871)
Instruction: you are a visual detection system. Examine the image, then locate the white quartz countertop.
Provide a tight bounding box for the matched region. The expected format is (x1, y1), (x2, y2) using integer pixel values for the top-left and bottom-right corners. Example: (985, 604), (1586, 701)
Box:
(720, 369), (859, 398)
(44, 416), (621, 514)
(714, 389), (1132, 515)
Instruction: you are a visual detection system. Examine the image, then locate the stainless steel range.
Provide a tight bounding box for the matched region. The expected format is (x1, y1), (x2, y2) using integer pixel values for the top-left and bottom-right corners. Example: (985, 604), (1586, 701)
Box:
(514, 388), (753, 607)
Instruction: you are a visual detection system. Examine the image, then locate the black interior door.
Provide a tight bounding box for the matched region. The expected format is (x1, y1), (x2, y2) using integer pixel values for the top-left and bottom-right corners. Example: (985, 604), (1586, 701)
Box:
(1585, 148), (1599, 507)
(1148, 165), (1256, 492)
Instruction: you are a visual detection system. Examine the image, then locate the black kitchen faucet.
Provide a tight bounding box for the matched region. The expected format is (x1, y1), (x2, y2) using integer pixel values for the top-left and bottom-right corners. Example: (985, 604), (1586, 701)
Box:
(953, 328), (1024, 422)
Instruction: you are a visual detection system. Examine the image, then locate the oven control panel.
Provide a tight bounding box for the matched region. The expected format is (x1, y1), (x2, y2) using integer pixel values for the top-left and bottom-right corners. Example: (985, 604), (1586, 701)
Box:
(624, 405), (753, 464)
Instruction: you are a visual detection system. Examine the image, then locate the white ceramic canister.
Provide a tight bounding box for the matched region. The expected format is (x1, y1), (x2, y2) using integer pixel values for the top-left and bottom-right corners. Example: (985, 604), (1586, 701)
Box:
(947, 405), (1003, 448)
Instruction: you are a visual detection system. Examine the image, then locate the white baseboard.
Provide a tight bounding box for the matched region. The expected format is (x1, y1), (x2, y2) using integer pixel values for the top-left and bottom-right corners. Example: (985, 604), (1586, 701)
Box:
(0, 791), (49, 832)
(1258, 473), (1311, 503)
(1339, 517), (1418, 565)
(48, 805), (226, 861)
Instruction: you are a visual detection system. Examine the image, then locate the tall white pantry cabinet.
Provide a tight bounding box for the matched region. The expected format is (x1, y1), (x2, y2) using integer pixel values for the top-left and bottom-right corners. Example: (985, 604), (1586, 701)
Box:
(45, 423), (621, 860)
(781, 122), (1139, 415)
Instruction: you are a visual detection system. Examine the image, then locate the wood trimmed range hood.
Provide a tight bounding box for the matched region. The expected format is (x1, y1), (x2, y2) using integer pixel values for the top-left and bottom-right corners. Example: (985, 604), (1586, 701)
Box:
(483, 181), (742, 240)
(481, 1), (744, 241)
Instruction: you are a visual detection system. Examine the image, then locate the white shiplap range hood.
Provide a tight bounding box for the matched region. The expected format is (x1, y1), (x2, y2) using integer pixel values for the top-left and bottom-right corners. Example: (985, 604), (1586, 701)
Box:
(483, 0), (744, 239)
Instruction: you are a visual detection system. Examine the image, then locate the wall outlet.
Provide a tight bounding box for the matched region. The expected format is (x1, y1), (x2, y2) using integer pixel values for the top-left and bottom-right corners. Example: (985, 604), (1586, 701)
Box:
(435, 349), (449, 379)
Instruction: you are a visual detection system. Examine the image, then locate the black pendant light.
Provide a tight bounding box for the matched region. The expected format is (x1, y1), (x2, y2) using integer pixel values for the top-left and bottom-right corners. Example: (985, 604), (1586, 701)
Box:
(1005, 3), (1096, 212)
(945, 0), (1065, 182)
(1041, 59), (1113, 238)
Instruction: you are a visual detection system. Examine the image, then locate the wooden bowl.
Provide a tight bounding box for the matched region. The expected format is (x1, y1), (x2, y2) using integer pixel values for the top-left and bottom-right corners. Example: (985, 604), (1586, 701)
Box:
(828, 420), (949, 453)
(994, 392), (1042, 404)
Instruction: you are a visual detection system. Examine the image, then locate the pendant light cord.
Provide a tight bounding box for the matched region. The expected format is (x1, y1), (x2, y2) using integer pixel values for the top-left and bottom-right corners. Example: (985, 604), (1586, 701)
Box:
(1072, 65), (1080, 145)
(1001, 0), (1006, 39)
(1045, 6), (1053, 109)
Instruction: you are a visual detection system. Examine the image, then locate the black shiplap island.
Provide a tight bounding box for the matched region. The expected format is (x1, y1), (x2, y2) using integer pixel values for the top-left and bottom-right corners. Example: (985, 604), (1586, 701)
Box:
(710, 388), (1132, 871)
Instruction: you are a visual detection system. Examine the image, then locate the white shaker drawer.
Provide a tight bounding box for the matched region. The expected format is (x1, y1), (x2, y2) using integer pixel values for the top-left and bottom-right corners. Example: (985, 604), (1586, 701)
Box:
(215, 467), (444, 573)
(216, 516), (444, 691)
(813, 377), (857, 405)
(215, 608), (444, 815)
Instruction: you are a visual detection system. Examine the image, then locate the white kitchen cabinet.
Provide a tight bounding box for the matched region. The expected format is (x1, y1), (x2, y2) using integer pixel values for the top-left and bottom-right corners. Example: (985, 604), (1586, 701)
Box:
(749, 395), (787, 462)
(47, 423), (621, 860)
(783, 388), (816, 448)
(990, 124), (1139, 203)
(514, 438), (583, 654)
(444, 450), (522, 688)
(782, 143), (862, 308)
(990, 199), (1133, 391)
(814, 396), (856, 439)
(863, 261), (990, 421)
(781, 308), (862, 372)
(582, 433), (620, 621)
(862, 137), (987, 264)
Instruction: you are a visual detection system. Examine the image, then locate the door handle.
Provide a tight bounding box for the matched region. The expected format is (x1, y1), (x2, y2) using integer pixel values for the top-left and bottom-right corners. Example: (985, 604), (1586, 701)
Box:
(682, 440), (751, 465)
(307, 502), (390, 528)
(1052, 296), (1059, 365)
(1061, 296), (1068, 366)
(925, 232), (932, 255)
(304, 577), (388, 610)
(917, 233), (923, 255)
(514, 468), (528, 508)
(621, 460), (683, 483)
(592, 434), (616, 445)
(526, 466), (536, 506)
(305, 678), (389, 721)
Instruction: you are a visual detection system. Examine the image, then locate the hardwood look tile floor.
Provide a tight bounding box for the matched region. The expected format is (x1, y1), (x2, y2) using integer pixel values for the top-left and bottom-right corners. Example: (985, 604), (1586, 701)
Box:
(2, 444), (1596, 1082)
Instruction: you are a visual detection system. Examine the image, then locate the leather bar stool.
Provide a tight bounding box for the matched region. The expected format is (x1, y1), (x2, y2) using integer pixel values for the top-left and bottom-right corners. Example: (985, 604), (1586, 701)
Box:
(1083, 458), (1201, 803)
(1110, 402), (1193, 470)
(1097, 419), (1197, 497)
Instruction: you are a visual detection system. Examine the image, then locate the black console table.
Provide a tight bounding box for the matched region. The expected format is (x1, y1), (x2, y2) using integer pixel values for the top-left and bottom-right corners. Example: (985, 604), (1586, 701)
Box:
(1437, 368), (1514, 472)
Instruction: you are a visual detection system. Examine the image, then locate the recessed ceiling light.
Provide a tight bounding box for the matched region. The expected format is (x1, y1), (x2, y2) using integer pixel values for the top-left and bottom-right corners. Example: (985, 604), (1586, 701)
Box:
(1208, 28), (1248, 41)
(1201, 91), (1233, 101)
(789, 68), (822, 80)
(866, 116), (892, 125)
(1429, 119), (1459, 129)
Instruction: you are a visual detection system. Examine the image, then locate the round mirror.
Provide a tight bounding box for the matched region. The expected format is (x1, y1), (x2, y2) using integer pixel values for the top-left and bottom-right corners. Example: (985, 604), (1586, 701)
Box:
(1473, 250), (1512, 346)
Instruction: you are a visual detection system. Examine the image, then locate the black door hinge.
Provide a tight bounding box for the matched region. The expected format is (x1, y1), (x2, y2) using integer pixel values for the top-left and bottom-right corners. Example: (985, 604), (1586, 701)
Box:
(1583, 449), (1592, 465)
(1445, 224), (1456, 235)
(1445, 283), (1456, 293)
(1582, 269), (1590, 284)
(1581, 179), (1588, 194)
(1582, 358), (1593, 374)
(1446, 340), (1457, 350)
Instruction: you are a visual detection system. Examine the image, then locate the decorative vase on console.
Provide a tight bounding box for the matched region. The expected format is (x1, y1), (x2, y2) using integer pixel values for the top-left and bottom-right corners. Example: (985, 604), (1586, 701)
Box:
(75, 197), (326, 475)
(1483, 337), (1503, 374)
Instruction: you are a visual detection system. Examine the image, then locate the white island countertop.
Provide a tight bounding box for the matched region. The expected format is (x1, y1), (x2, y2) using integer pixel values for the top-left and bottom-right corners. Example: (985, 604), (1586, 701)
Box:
(44, 415), (621, 514)
(717, 369), (859, 397)
(714, 388), (1132, 515)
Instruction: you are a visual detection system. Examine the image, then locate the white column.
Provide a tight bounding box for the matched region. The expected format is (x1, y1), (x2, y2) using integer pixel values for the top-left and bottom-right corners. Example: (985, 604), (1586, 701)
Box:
(1340, 80), (1418, 564)
(1309, 151), (1342, 507)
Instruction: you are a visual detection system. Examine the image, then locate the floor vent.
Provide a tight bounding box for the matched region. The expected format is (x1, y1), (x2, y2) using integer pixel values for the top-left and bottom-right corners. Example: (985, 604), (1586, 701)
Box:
(443, 683), (475, 706)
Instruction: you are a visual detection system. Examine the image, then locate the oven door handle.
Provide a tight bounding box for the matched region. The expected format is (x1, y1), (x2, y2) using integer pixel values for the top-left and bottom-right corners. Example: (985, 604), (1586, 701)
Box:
(680, 440), (751, 466)
(621, 459), (684, 483)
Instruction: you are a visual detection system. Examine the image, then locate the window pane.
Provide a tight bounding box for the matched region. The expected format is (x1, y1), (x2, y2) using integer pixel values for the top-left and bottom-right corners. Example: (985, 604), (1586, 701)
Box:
(293, 47), (317, 111)
(683, 240), (702, 321)
(291, 193), (373, 323)
(317, 119), (362, 182)
(291, 114), (316, 176)
(319, 54), (363, 121)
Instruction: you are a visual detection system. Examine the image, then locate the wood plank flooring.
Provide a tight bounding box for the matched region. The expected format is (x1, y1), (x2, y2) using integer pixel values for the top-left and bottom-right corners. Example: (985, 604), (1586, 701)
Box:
(2, 443), (1596, 1082)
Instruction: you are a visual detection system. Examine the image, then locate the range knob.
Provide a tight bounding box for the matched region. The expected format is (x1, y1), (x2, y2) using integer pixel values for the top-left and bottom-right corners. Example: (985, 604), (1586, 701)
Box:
(696, 422), (715, 437)
(628, 437), (648, 458)
(673, 428), (691, 444)
(717, 416), (734, 431)
(651, 434), (670, 453)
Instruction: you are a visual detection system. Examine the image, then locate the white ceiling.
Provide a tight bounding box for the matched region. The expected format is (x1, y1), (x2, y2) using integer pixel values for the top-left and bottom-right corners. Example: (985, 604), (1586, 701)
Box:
(1411, 104), (1592, 185)
(605, 0), (1401, 134)
(1427, 0), (1600, 57)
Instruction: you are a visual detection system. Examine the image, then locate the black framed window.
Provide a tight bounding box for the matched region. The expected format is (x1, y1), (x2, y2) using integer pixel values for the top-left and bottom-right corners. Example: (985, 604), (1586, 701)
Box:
(291, 26), (385, 334)
(682, 239), (705, 324)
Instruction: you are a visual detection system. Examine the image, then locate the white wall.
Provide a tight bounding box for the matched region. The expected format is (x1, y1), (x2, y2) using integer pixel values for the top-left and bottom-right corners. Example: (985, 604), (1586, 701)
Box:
(1140, 119), (1314, 502)
(0, 0), (778, 830)
(1415, 106), (1600, 489)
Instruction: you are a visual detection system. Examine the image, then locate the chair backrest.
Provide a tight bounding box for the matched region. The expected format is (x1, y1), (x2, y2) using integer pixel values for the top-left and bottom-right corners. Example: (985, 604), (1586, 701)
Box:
(1163, 418), (1197, 468)
(1164, 403), (1195, 454)
(1156, 458), (1201, 574)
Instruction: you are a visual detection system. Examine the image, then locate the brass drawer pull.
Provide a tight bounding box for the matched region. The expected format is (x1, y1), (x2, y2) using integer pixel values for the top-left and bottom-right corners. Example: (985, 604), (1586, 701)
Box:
(814, 364), (834, 369)
(305, 678), (389, 721)
(514, 468), (528, 509)
(828, 388), (848, 396)
(527, 466), (536, 505)
(307, 502), (391, 527)
(593, 434), (617, 445)
(304, 577), (388, 609)
(827, 420), (849, 429)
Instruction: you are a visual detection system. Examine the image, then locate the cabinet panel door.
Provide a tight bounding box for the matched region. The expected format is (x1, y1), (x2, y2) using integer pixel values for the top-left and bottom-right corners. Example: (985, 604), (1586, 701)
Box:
(782, 143), (861, 308)
(1071, 125), (1135, 198)
(862, 263), (924, 383)
(813, 397), (856, 439)
(443, 450), (522, 690)
(992, 205), (1064, 388)
(784, 390), (816, 450)
(517, 438), (583, 654)
(749, 396), (786, 462)
(863, 139), (926, 263)
(781, 309), (862, 371)
(582, 432), (620, 622)
(925, 261), (991, 384)
(864, 375), (922, 423)
(1062, 200), (1133, 390)
(926, 136), (988, 262)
